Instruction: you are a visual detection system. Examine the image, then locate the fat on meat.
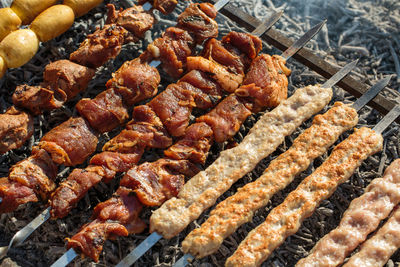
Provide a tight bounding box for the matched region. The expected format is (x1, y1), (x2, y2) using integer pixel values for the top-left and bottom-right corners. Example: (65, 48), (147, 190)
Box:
(106, 58), (161, 105)
(76, 88), (129, 133)
(37, 117), (98, 166)
(0, 107), (33, 154)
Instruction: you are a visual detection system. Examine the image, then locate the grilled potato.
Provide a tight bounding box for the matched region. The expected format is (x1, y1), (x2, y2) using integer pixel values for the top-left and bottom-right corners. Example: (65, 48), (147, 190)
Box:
(30, 5), (75, 42)
(11, 0), (58, 25)
(0, 8), (22, 41)
(0, 29), (39, 68)
(0, 55), (6, 78)
(63, 0), (103, 17)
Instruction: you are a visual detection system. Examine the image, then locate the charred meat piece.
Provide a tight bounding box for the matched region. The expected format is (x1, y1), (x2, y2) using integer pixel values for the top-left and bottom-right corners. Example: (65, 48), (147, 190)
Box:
(177, 3), (218, 44)
(237, 54), (291, 111)
(0, 178), (38, 213)
(90, 150), (143, 174)
(138, 0), (178, 14)
(9, 149), (57, 200)
(222, 31), (263, 63)
(70, 24), (132, 68)
(67, 187), (146, 261)
(179, 70), (224, 108)
(13, 84), (66, 114)
(93, 187), (145, 231)
(124, 105), (173, 149)
(148, 83), (195, 137)
(37, 117), (98, 166)
(164, 122), (213, 164)
(121, 159), (200, 206)
(106, 58), (161, 105)
(147, 27), (195, 78)
(186, 56), (243, 93)
(177, 81), (220, 110)
(43, 59), (95, 100)
(49, 168), (103, 219)
(0, 107), (34, 154)
(202, 38), (245, 76)
(76, 89), (129, 133)
(197, 95), (252, 143)
(67, 220), (129, 262)
(102, 129), (149, 153)
(106, 4), (154, 37)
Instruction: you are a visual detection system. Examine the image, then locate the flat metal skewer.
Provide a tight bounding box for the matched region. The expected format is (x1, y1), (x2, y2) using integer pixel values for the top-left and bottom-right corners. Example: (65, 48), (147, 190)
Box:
(173, 74), (393, 267)
(115, 19), (327, 267)
(373, 104), (400, 134)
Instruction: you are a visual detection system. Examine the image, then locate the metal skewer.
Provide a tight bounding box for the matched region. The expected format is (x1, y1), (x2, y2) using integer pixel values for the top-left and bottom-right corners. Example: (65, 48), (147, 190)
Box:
(114, 19), (327, 267)
(373, 104), (400, 134)
(173, 74), (392, 267)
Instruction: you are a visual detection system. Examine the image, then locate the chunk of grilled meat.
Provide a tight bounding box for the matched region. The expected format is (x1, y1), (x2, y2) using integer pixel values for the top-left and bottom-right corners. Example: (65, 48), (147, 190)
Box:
(12, 84), (66, 115)
(164, 122), (213, 164)
(236, 54), (291, 111)
(0, 149), (57, 213)
(67, 187), (146, 262)
(177, 3), (218, 44)
(0, 178), (38, 213)
(0, 107), (33, 154)
(121, 158), (200, 206)
(179, 70), (224, 109)
(42, 60), (96, 100)
(148, 82), (196, 137)
(147, 27), (195, 78)
(36, 117), (98, 166)
(106, 4), (154, 38)
(197, 95), (252, 143)
(70, 24), (133, 68)
(76, 88), (129, 133)
(138, 0), (178, 14)
(106, 58), (161, 106)
(13, 60), (96, 114)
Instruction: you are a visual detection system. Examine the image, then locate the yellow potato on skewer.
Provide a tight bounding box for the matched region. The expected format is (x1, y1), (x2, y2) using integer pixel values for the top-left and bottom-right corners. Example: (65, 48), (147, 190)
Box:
(30, 5), (75, 42)
(0, 55), (6, 78)
(0, 29), (39, 68)
(11, 0), (58, 25)
(0, 8), (21, 41)
(63, 0), (103, 17)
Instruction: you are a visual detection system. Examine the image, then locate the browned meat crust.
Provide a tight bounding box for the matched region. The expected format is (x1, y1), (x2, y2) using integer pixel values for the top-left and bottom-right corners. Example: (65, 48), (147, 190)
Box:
(147, 27), (195, 78)
(0, 149), (57, 213)
(197, 95), (252, 143)
(164, 122), (214, 164)
(37, 117), (98, 166)
(42, 60), (96, 100)
(76, 89), (129, 133)
(70, 24), (132, 68)
(106, 58), (161, 106)
(236, 54), (291, 111)
(0, 107), (33, 154)
(67, 187), (146, 262)
(138, 0), (178, 14)
(106, 4), (154, 38)
(177, 3), (218, 44)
